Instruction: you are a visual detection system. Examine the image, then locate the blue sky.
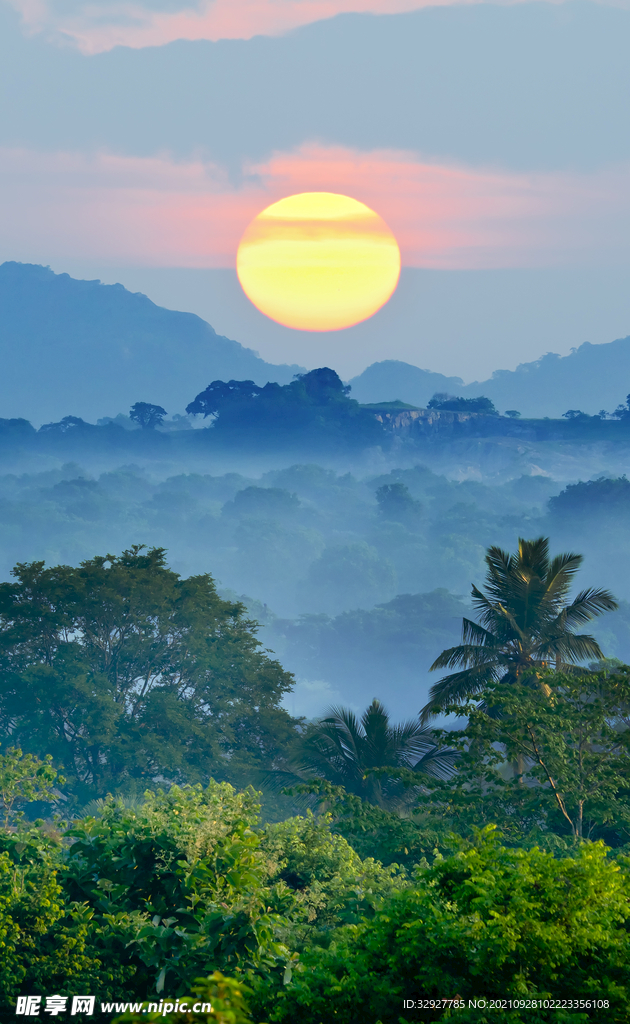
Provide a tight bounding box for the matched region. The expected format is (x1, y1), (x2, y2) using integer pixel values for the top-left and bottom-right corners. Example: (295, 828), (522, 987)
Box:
(1, 0), (630, 379)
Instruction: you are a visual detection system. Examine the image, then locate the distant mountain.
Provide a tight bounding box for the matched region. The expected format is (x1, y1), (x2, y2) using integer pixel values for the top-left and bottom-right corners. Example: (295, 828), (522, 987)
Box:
(348, 361), (465, 408)
(349, 339), (630, 418)
(4, 262), (629, 425)
(463, 341), (630, 418)
(0, 263), (305, 424)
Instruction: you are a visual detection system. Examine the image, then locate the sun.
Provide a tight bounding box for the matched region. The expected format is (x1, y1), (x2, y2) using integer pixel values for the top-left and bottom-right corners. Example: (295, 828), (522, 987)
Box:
(236, 192), (401, 331)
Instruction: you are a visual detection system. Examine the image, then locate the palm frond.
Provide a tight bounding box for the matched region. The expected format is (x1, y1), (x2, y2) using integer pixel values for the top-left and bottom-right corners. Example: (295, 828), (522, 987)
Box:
(549, 632), (606, 664)
(486, 543), (515, 569)
(492, 601), (531, 645)
(320, 704), (362, 742)
(361, 699), (390, 752)
(461, 617), (500, 646)
(294, 742), (360, 789)
(483, 545), (515, 597)
(388, 721), (444, 765)
(543, 551), (584, 605)
(413, 744), (460, 780)
(558, 587), (618, 627)
(430, 643), (504, 672)
(420, 664), (500, 722)
(257, 767), (306, 793)
(518, 536), (551, 579)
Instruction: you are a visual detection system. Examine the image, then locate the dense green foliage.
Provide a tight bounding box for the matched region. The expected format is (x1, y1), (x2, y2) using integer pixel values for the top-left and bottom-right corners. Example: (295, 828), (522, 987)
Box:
(0, 547), (295, 805)
(3, 536), (630, 1022)
(0, 773), (404, 1018)
(258, 831), (630, 1023)
(6, 762), (630, 1023)
(63, 784), (291, 994)
(115, 974), (256, 1024)
(548, 476), (630, 522)
(410, 671), (630, 852)
(427, 392), (499, 415)
(0, 747), (61, 827)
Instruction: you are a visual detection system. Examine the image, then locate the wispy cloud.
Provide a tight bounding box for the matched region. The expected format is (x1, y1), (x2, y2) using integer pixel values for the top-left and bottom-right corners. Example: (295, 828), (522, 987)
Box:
(7, 0), (569, 53)
(8, 0), (435, 52)
(1, 143), (629, 269)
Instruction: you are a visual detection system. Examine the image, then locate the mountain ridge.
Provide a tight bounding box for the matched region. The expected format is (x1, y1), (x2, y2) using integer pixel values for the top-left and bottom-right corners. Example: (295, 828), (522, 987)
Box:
(0, 262), (305, 424)
(2, 261), (629, 423)
(349, 338), (630, 418)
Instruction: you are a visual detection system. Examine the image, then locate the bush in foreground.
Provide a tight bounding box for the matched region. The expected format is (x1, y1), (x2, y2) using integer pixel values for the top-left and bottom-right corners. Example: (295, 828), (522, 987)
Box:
(255, 828), (630, 1023)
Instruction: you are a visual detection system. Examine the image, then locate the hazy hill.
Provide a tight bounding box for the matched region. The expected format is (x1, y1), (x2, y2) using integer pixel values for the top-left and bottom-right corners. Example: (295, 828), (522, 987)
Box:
(465, 341), (630, 417)
(349, 339), (630, 418)
(347, 361), (464, 408)
(0, 263), (304, 424)
(4, 261), (630, 425)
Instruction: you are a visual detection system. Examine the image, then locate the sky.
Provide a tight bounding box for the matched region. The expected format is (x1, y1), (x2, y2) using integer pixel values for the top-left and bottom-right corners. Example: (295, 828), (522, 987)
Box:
(2, 0), (630, 379)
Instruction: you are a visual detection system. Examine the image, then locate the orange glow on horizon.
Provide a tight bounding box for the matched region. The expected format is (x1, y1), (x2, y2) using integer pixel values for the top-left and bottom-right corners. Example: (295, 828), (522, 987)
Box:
(236, 192), (401, 331)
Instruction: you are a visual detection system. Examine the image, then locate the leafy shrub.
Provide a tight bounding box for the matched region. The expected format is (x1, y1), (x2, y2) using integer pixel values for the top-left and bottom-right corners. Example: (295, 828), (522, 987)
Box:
(257, 829), (630, 1023)
(114, 973), (256, 1024)
(0, 825), (130, 1014)
(64, 783), (292, 995)
(261, 812), (403, 932)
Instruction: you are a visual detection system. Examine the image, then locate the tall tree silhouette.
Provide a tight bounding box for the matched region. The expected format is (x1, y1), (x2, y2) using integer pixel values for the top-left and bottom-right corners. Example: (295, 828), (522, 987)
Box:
(421, 536), (617, 722)
(129, 402), (167, 429)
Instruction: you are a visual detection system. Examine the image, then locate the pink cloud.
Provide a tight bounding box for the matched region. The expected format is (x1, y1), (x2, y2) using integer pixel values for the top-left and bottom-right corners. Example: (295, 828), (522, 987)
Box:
(10, 0), (560, 54)
(1, 143), (629, 269)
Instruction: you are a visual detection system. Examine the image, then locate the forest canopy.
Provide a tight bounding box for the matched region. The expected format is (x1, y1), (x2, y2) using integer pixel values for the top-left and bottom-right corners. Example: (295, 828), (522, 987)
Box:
(1, 537), (630, 1022)
(0, 547), (296, 806)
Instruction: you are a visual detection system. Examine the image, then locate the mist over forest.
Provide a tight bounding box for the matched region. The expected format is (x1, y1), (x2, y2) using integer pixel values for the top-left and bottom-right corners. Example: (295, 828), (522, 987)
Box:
(2, 264), (630, 719)
(4, 271), (630, 1020)
(3, 401), (630, 719)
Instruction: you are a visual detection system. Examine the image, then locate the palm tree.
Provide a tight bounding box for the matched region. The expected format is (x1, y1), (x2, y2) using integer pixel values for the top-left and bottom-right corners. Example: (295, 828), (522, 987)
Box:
(294, 699), (458, 808)
(421, 536), (617, 722)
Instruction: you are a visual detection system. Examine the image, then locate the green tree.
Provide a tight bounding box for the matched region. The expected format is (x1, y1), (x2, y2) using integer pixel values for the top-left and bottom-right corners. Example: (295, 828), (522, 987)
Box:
(0, 547), (296, 802)
(478, 672), (630, 842)
(411, 671), (630, 851)
(422, 536), (617, 720)
(548, 476), (630, 523)
(0, 781), (299, 1015)
(129, 402), (167, 429)
(261, 811), (402, 934)
(0, 825), (130, 1014)
(292, 699), (458, 808)
(185, 369), (383, 450)
(63, 783), (291, 996)
(0, 748), (61, 828)
(427, 392), (498, 415)
(277, 779), (442, 870)
(375, 482), (422, 523)
(257, 829), (630, 1023)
